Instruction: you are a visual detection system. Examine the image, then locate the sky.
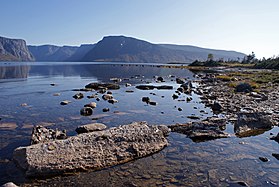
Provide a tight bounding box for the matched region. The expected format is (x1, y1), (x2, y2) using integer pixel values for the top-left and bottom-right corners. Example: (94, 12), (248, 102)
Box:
(1, 0), (279, 58)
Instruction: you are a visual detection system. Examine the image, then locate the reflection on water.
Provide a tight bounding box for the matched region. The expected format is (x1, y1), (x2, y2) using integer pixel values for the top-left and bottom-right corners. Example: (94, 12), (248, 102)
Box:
(0, 65), (30, 79)
(0, 62), (278, 186)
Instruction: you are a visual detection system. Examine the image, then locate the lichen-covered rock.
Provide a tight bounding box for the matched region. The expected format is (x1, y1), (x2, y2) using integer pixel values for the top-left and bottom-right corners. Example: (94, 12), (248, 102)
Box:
(30, 126), (67, 145)
(76, 123), (107, 134)
(13, 122), (168, 177)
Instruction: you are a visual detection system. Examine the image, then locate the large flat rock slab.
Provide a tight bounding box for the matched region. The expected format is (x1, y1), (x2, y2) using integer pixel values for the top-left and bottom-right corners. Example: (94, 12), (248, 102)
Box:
(13, 122), (168, 177)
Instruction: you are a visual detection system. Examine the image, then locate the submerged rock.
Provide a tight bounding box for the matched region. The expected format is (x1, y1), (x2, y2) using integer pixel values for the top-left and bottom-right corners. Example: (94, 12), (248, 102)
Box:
(270, 133), (279, 143)
(60, 100), (71, 105)
(30, 126), (67, 145)
(13, 122), (168, 177)
(234, 111), (274, 136)
(168, 117), (228, 142)
(75, 123), (107, 134)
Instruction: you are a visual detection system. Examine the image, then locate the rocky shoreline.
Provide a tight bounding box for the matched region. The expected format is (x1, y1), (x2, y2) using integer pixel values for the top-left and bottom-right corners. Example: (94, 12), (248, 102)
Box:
(194, 71), (279, 136)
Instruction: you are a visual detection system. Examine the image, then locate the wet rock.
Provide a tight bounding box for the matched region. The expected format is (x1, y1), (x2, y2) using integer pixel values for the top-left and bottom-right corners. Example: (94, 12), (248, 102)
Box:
(178, 107), (183, 111)
(53, 93), (60, 96)
(235, 82), (253, 93)
(187, 116), (200, 120)
(73, 93), (84, 99)
(1, 182), (19, 187)
(186, 97), (192, 102)
(110, 78), (122, 83)
(60, 100), (71, 105)
(168, 117), (228, 142)
(156, 85), (173, 90)
(103, 108), (110, 112)
(157, 76), (164, 82)
(136, 85), (173, 90)
(172, 94), (179, 99)
(142, 97), (150, 103)
(84, 102), (97, 109)
(259, 157), (269, 162)
(125, 90), (134, 93)
(249, 92), (268, 101)
(80, 107), (93, 116)
(87, 94), (98, 99)
(31, 126), (67, 145)
(136, 85), (156, 90)
(125, 83), (132, 87)
(75, 123), (107, 134)
(102, 94), (113, 100)
(176, 77), (186, 84)
(149, 101), (157, 106)
(50, 83), (56, 86)
(236, 181), (249, 186)
(270, 133), (279, 143)
(108, 99), (118, 104)
(13, 122), (168, 177)
(235, 112), (274, 136)
(85, 83), (120, 90)
(272, 153), (279, 160)
(20, 103), (28, 107)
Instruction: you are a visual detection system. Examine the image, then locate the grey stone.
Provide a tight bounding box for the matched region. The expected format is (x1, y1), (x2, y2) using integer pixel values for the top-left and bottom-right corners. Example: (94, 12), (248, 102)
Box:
(235, 111), (274, 136)
(13, 122), (168, 177)
(84, 102), (97, 109)
(31, 126), (67, 145)
(80, 107), (93, 116)
(75, 123), (107, 134)
(1, 182), (19, 187)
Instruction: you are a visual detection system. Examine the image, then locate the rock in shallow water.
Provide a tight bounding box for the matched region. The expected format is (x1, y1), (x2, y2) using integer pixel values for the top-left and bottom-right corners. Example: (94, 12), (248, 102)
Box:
(75, 123), (107, 134)
(13, 122), (168, 177)
(31, 126), (67, 145)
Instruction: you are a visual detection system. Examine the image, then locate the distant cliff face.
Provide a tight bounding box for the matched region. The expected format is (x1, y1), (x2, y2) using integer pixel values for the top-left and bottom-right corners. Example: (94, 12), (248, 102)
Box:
(82, 36), (245, 63)
(28, 44), (95, 62)
(0, 36), (34, 61)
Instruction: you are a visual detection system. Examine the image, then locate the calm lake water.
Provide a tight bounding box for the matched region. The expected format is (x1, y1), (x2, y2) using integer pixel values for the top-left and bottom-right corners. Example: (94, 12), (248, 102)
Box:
(0, 62), (278, 186)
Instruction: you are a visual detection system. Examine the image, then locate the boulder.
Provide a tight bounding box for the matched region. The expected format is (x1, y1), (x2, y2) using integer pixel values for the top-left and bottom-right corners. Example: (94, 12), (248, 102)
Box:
(270, 133), (279, 143)
(13, 122), (168, 177)
(80, 107), (93, 116)
(168, 117), (228, 142)
(0, 182), (18, 187)
(102, 94), (113, 100)
(136, 85), (173, 90)
(235, 82), (253, 93)
(31, 126), (67, 145)
(73, 93), (84, 99)
(84, 102), (97, 109)
(176, 78), (186, 84)
(211, 101), (223, 112)
(234, 111), (274, 136)
(75, 123), (107, 134)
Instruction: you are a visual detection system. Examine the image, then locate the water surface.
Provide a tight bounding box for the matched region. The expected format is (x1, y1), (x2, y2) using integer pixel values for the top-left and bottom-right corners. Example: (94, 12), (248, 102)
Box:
(0, 62), (278, 186)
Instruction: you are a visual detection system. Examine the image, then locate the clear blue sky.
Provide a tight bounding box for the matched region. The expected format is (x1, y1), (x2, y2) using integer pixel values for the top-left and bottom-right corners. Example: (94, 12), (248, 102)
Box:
(1, 0), (278, 58)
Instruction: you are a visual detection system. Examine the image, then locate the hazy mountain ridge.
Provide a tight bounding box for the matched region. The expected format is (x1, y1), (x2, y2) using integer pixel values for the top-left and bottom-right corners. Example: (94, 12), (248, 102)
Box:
(0, 36), (34, 61)
(0, 35), (245, 63)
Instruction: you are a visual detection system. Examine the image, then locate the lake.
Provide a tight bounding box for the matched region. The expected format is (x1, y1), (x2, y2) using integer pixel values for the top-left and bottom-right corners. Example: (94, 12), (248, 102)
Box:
(0, 62), (278, 186)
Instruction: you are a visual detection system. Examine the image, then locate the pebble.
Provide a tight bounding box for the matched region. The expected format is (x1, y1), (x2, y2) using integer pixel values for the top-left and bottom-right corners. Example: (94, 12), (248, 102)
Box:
(53, 93), (60, 96)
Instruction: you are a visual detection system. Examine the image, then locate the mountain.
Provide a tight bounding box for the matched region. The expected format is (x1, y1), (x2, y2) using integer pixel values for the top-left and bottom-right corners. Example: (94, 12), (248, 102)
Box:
(82, 36), (193, 63)
(159, 44), (244, 61)
(28, 44), (95, 62)
(82, 36), (245, 63)
(0, 36), (34, 61)
(66, 44), (95, 61)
